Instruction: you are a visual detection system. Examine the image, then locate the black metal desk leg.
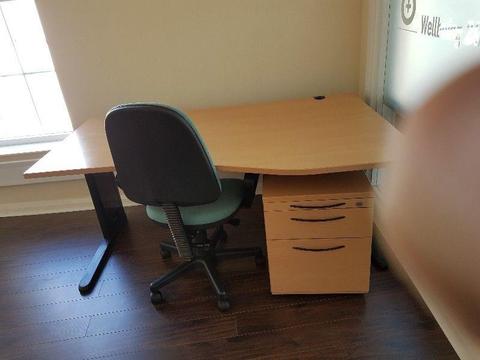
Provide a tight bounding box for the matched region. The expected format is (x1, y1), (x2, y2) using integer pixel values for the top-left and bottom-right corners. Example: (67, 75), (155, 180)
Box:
(372, 227), (389, 270)
(79, 172), (127, 294)
(242, 173), (260, 208)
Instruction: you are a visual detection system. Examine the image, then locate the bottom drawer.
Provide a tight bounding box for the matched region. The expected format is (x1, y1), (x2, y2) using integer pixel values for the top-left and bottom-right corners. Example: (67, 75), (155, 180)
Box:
(267, 237), (371, 294)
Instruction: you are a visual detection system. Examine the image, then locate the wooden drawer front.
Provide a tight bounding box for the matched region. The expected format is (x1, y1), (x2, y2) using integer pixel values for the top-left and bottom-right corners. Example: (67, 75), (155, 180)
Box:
(264, 207), (373, 240)
(267, 238), (371, 294)
(263, 197), (373, 212)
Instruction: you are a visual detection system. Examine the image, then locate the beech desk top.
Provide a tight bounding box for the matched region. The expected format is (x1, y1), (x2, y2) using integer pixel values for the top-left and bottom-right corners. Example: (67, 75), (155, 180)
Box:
(24, 94), (398, 179)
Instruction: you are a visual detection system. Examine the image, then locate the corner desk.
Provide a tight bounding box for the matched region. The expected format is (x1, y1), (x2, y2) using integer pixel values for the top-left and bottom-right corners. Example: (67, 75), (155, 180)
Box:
(24, 94), (398, 295)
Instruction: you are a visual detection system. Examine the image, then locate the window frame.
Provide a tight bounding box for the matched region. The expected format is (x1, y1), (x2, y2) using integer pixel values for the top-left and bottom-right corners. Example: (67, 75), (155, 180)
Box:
(0, 0), (72, 148)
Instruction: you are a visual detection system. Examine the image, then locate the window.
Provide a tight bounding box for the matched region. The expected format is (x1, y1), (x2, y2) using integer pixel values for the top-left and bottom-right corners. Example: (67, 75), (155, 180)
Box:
(0, 0), (71, 146)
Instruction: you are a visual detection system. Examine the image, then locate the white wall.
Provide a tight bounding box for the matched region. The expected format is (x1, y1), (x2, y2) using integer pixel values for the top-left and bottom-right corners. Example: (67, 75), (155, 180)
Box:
(1, 0), (366, 216)
(36, 0), (363, 128)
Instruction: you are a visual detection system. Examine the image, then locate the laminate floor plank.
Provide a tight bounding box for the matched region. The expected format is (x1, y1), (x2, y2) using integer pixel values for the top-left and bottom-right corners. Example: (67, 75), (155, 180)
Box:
(0, 317), (237, 360)
(0, 199), (458, 359)
(0, 316), (90, 349)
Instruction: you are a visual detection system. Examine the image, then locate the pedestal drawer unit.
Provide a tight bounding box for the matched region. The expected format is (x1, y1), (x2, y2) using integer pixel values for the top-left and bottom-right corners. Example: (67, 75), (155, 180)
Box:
(262, 171), (374, 294)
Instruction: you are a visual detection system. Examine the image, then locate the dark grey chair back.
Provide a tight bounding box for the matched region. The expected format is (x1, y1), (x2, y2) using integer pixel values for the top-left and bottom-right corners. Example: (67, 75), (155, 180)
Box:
(105, 103), (221, 207)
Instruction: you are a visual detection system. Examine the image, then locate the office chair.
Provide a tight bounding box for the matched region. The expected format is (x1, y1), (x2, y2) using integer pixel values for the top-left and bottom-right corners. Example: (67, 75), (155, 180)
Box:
(105, 103), (264, 311)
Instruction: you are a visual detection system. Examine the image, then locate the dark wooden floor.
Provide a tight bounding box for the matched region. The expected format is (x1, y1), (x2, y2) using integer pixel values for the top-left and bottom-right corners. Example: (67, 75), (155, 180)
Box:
(0, 198), (457, 360)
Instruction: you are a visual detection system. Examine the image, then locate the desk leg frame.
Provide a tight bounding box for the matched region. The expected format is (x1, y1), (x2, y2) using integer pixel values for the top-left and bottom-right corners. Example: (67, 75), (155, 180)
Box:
(79, 172), (127, 294)
(242, 173), (259, 208)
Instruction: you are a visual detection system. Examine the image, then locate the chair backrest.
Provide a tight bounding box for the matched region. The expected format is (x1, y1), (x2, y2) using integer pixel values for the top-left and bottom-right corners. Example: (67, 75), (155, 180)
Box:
(105, 103), (221, 207)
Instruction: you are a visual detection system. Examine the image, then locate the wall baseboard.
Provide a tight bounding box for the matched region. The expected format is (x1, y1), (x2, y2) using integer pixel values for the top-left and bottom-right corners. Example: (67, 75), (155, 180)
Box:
(0, 195), (138, 217)
(0, 172), (259, 218)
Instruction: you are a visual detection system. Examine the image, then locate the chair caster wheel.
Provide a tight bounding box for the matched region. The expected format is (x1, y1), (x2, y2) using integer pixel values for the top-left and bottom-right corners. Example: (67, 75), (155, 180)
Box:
(150, 291), (164, 305)
(255, 253), (266, 266)
(160, 248), (171, 259)
(217, 296), (230, 311)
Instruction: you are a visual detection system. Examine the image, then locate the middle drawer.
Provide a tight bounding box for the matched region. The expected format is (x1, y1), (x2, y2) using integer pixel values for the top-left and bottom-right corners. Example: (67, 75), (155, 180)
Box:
(264, 207), (373, 240)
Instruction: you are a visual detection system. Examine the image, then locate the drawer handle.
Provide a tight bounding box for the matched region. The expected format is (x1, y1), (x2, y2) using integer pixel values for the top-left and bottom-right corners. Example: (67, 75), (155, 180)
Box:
(292, 245), (345, 252)
(290, 216), (346, 222)
(290, 202), (346, 209)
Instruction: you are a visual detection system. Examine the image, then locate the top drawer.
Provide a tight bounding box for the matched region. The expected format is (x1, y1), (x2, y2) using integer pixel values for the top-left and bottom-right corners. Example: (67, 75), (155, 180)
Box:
(263, 172), (373, 203)
(263, 197), (373, 212)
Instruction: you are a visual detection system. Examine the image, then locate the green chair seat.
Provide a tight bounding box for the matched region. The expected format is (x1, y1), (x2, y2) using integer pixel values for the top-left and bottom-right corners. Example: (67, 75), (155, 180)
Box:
(146, 178), (245, 227)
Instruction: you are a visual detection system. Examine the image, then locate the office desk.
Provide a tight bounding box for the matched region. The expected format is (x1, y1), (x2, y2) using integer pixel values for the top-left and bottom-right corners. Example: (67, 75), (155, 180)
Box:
(25, 94), (398, 294)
